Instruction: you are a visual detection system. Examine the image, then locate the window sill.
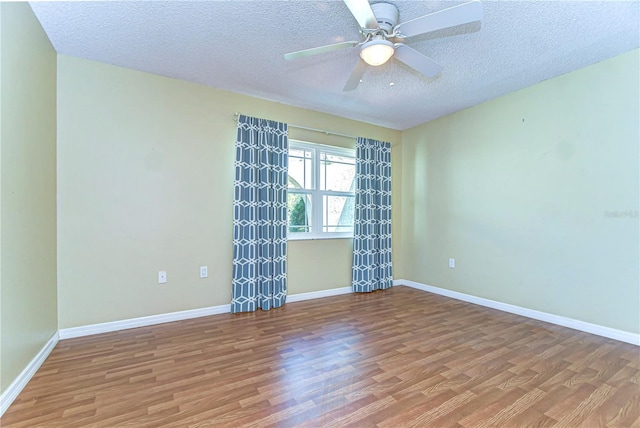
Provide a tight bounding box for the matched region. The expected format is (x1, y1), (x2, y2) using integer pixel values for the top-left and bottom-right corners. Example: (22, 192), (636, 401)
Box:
(287, 235), (353, 241)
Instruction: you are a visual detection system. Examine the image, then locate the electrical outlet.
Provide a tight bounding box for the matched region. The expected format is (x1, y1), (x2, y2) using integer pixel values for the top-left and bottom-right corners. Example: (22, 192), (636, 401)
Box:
(200, 266), (208, 278)
(158, 271), (167, 284)
(448, 258), (455, 268)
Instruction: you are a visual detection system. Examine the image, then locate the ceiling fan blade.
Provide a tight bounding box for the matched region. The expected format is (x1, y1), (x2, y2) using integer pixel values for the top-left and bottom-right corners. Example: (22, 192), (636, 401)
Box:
(284, 41), (359, 61)
(343, 0), (379, 30)
(394, 0), (483, 38)
(343, 59), (368, 91)
(394, 44), (443, 78)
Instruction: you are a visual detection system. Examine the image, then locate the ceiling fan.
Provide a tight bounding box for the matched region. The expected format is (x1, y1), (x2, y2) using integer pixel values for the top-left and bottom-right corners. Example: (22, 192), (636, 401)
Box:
(284, 0), (483, 91)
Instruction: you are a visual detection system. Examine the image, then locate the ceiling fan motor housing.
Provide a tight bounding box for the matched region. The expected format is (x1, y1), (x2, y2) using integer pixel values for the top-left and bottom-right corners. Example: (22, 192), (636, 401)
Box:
(371, 3), (399, 33)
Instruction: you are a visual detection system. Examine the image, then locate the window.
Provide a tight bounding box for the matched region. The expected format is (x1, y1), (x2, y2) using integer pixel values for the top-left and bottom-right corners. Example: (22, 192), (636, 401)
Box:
(287, 141), (356, 239)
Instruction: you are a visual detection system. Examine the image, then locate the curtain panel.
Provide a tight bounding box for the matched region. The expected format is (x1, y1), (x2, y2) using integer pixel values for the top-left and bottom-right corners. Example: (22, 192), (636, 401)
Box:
(352, 137), (393, 292)
(231, 115), (288, 313)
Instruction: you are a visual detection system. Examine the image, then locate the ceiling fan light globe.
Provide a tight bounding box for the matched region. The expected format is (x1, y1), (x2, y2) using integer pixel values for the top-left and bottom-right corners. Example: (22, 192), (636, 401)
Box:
(360, 40), (395, 66)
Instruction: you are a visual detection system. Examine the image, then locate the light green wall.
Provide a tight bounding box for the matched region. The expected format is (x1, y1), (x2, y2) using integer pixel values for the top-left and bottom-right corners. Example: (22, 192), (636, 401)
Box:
(0, 1), (3, 395)
(401, 49), (640, 334)
(0, 3), (58, 393)
(56, 54), (401, 329)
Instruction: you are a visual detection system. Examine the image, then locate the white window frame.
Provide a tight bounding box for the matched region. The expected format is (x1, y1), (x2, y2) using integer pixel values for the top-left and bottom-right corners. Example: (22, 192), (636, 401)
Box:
(288, 140), (356, 240)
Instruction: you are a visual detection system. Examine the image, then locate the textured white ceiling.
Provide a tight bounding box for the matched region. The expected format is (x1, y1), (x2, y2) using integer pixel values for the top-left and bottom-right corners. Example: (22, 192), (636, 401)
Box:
(30, 1), (639, 130)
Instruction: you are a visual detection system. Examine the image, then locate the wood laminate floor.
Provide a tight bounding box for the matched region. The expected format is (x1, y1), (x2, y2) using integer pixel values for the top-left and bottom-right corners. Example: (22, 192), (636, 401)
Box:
(2, 286), (639, 427)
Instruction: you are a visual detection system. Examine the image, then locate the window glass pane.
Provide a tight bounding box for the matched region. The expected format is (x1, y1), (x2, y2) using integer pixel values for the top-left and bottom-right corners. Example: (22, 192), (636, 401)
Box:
(287, 143), (356, 237)
(288, 149), (313, 189)
(322, 195), (354, 233)
(288, 192), (312, 233)
(320, 152), (355, 192)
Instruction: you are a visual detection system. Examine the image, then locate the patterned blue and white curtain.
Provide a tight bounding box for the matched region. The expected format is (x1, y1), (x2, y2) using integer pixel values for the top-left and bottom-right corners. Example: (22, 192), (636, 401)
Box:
(352, 137), (393, 292)
(231, 115), (288, 313)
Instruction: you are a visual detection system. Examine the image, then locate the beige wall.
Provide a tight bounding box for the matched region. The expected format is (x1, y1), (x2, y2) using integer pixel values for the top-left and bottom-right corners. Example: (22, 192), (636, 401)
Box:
(0, 3), (58, 393)
(57, 55), (400, 329)
(401, 49), (639, 334)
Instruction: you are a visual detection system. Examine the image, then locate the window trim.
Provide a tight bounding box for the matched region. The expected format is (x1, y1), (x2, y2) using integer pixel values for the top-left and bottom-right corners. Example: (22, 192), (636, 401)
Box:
(288, 140), (356, 240)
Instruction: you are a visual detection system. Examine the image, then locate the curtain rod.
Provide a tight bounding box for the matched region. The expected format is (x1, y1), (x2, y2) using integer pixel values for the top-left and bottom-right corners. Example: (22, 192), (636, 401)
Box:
(233, 113), (357, 140)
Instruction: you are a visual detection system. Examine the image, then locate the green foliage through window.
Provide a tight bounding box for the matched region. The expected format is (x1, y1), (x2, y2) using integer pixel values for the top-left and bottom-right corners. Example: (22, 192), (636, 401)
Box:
(288, 194), (308, 232)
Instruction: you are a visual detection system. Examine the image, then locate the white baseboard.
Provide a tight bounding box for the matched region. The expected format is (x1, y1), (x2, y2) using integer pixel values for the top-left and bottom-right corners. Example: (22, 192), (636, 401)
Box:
(287, 286), (352, 303)
(394, 279), (639, 346)
(58, 286), (354, 340)
(0, 332), (59, 417)
(58, 304), (231, 340)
